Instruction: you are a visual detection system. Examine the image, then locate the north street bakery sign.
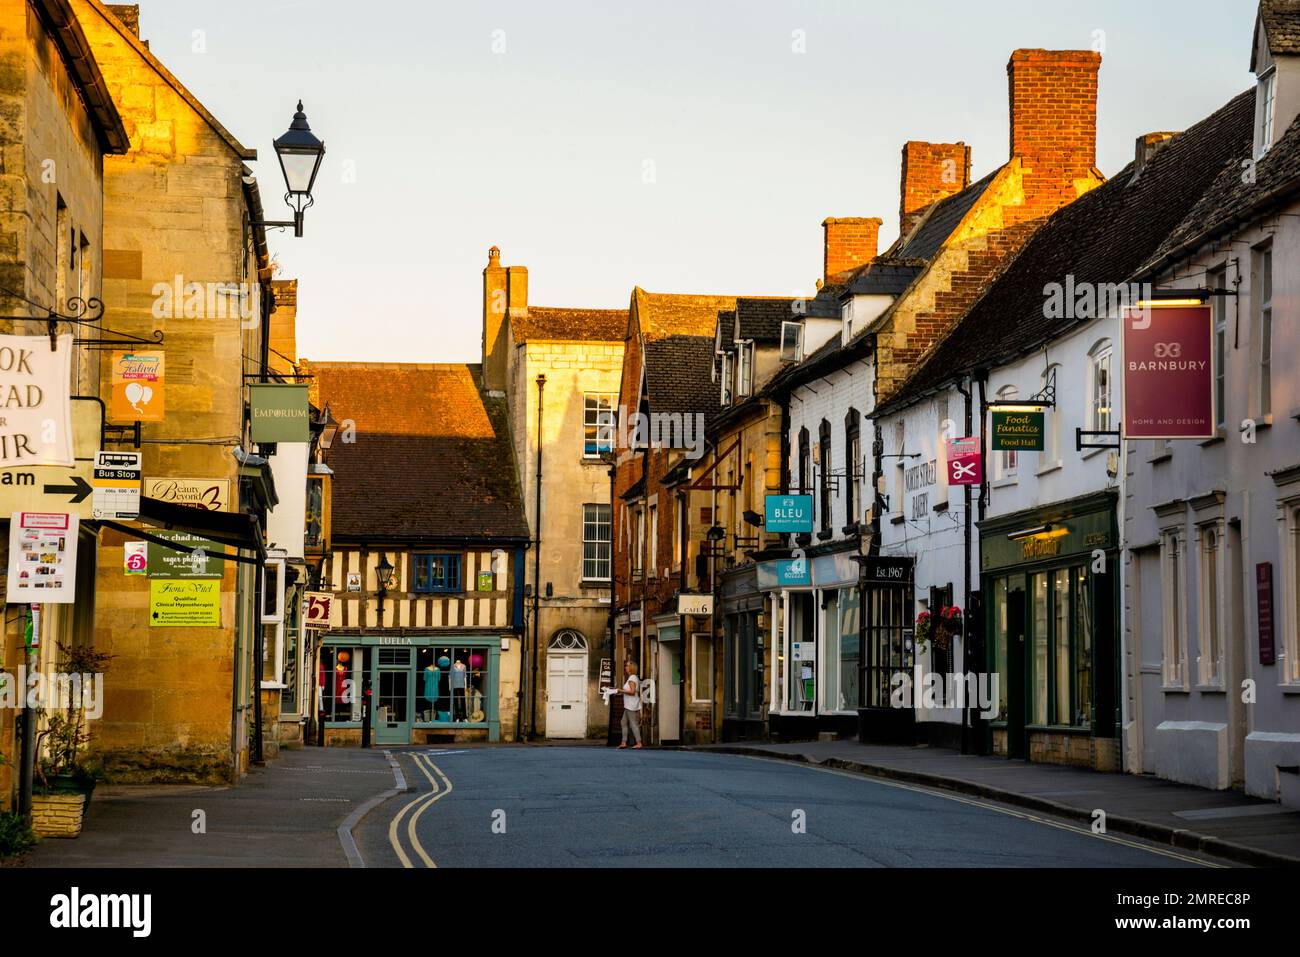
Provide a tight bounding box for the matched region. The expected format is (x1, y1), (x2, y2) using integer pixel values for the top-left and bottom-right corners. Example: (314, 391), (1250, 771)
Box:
(0, 334), (75, 467)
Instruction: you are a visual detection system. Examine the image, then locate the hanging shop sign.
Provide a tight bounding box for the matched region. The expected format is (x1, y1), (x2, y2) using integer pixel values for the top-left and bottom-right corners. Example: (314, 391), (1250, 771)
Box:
(92, 450), (142, 520)
(149, 579), (220, 627)
(1257, 563), (1276, 667)
(109, 351), (164, 423)
(677, 593), (714, 616)
(0, 397), (100, 518)
(6, 511), (79, 604)
(249, 383), (310, 443)
(947, 437), (983, 486)
(143, 477), (229, 512)
(147, 529), (224, 579)
(304, 591), (334, 629)
(123, 541), (147, 576)
(765, 494), (813, 533)
(990, 410), (1045, 451)
(1121, 304), (1214, 440)
(0, 333), (74, 467)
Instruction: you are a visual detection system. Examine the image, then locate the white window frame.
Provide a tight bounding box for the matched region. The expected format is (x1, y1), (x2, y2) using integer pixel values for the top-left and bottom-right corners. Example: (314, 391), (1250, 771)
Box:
(1038, 366), (1063, 471)
(1210, 266), (1228, 430)
(1087, 340), (1113, 437)
(1196, 521), (1225, 688)
(737, 341), (755, 397)
(691, 632), (713, 704)
(780, 321), (804, 362)
(994, 386), (1019, 483)
(633, 507), (645, 578)
(720, 352), (734, 406)
(261, 556), (287, 690)
(1258, 68), (1277, 157)
(583, 393), (617, 459)
(1279, 499), (1300, 686)
(1252, 243), (1273, 420)
(649, 503), (658, 573)
(582, 503), (611, 582)
(1160, 530), (1188, 690)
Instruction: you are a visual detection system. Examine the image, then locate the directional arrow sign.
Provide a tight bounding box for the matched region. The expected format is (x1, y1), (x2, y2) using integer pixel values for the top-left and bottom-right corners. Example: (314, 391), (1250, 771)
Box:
(0, 399), (101, 518)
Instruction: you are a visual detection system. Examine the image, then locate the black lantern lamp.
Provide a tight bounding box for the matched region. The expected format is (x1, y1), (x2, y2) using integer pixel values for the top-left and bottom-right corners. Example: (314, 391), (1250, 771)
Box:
(377, 555), (396, 590)
(253, 101), (326, 238)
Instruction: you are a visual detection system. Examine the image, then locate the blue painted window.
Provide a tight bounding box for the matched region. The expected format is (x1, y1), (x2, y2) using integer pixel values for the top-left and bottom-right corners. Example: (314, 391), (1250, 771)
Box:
(413, 554), (462, 593)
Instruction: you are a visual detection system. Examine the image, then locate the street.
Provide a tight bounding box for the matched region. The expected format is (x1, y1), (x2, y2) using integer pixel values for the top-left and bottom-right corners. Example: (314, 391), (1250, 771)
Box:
(355, 747), (1221, 868)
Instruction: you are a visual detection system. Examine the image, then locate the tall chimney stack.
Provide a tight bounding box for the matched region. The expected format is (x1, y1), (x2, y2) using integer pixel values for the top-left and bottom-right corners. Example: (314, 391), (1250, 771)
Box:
(482, 246), (508, 393)
(822, 217), (883, 285)
(899, 142), (971, 238)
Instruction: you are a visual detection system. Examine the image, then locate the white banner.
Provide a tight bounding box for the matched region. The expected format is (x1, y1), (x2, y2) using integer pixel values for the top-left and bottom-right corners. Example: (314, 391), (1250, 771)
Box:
(0, 334), (74, 467)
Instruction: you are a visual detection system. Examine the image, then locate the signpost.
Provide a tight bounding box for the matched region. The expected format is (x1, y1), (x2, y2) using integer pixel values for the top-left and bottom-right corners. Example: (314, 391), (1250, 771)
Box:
(765, 494), (813, 533)
(990, 410), (1045, 451)
(92, 450), (142, 520)
(0, 398), (101, 518)
(1122, 304), (1214, 440)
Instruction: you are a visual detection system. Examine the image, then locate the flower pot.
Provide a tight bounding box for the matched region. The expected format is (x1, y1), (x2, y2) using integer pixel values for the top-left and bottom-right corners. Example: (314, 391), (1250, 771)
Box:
(30, 792), (87, 839)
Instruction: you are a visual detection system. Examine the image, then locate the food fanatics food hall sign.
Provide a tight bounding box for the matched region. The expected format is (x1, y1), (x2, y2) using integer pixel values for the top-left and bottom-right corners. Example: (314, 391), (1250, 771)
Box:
(1122, 304), (1214, 440)
(0, 334), (74, 467)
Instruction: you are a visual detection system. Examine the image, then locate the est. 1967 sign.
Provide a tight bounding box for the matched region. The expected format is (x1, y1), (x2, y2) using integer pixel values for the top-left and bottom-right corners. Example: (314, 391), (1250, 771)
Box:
(765, 494), (813, 533)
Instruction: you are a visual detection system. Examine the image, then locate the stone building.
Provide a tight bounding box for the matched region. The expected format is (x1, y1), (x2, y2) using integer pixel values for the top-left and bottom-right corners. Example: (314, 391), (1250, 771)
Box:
(0, 0), (128, 810)
(480, 247), (625, 739)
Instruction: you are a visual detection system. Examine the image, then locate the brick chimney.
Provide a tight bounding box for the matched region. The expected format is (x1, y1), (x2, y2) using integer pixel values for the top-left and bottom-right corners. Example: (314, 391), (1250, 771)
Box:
(823, 217), (882, 285)
(1007, 50), (1101, 214)
(106, 4), (141, 37)
(482, 246), (509, 392)
(899, 142), (971, 238)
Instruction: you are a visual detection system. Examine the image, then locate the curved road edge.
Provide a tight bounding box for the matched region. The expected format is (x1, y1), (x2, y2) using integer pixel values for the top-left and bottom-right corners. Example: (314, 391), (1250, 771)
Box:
(337, 750), (408, 868)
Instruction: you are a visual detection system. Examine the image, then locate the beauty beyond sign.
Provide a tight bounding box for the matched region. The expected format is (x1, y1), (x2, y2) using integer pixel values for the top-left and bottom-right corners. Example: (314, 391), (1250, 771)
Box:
(1122, 304), (1214, 439)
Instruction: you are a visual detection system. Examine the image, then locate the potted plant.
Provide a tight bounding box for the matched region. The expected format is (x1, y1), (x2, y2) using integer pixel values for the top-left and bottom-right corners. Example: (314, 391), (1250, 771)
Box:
(30, 642), (111, 839)
(933, 605), (963, 654)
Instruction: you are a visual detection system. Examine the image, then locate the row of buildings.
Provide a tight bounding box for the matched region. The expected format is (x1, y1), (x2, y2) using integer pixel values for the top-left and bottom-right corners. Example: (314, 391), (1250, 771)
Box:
(326, 1), (1295, 808)
(2, 0), (331, 811)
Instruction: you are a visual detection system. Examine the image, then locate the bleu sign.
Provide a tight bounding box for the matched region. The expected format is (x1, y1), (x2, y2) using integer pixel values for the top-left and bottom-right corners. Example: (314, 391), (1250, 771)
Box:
(765, 494), (813, 534)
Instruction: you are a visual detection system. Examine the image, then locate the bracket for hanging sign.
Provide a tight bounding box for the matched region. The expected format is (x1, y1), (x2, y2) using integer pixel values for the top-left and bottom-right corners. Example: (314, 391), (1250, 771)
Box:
(1076, 428), (1121, 451)
(0, 285), (163, 351)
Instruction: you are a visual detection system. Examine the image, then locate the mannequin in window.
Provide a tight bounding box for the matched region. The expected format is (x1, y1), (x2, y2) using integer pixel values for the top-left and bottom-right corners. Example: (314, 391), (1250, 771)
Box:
(451, 658), (468, 721)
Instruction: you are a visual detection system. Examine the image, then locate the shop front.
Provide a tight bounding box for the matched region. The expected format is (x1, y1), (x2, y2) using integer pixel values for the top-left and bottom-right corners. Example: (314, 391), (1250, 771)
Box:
(980, 491), (1119, 771)
(319, 632), (504, 745)
(720, 565), (765, 742)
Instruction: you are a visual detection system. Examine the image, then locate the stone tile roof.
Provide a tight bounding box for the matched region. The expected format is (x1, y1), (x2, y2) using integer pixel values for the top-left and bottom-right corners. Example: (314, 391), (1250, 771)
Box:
(877, 88), (1258, 415)
(1257, 0), (1300, 65)
(893, 172), (996, 261)
(633, 289), (739, 341)
(736, 297), (799, 342)
(644, 335), (722, 423)
(511, 307), (626, 344)
(309, 362), (528, 542)
(845, 259), (926, 296)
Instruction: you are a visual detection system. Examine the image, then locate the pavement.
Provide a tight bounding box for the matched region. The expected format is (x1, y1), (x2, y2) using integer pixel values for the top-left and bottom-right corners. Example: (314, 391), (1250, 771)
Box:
(694, 739), (1300, 867)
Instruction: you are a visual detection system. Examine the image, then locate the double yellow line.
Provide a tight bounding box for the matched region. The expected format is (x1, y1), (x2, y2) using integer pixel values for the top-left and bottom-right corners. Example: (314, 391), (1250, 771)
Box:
(388, 752), (453, 868)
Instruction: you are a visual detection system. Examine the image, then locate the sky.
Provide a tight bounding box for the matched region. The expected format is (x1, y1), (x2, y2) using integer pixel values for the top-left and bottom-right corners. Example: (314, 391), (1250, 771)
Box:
(135, 0), (1262, 363)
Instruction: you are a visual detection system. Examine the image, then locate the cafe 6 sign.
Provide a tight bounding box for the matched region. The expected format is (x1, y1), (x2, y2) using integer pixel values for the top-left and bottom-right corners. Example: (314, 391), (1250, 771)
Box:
(765, 494), (813, 534)
(1122, 304), (1213, 440)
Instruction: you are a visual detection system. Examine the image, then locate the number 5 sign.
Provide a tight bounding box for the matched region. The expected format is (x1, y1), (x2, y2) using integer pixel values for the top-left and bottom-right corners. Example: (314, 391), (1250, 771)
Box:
(304, 591), (334, 630)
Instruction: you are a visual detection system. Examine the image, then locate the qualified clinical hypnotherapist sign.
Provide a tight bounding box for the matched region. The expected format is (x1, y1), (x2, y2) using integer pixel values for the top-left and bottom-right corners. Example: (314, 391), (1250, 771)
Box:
(0, 333), (75, 466)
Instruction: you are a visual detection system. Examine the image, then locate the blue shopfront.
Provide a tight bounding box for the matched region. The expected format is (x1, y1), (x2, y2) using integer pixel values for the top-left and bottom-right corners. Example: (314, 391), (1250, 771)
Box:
(319, 632), (504, 744)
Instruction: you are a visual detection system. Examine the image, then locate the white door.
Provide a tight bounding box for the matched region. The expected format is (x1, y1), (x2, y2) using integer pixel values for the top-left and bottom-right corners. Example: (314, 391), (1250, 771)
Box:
(546, 631), (588, 738)
(657, 641), (680, 743)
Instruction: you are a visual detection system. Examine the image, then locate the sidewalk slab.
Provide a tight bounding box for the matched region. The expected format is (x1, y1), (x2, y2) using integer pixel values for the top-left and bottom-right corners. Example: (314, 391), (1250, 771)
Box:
(693, 740), (1300, 867)
(20, 746), (398, 868)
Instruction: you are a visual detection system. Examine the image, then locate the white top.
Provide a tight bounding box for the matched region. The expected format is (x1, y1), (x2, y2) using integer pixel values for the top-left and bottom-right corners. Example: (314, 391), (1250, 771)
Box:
(622, 674), (641, 712)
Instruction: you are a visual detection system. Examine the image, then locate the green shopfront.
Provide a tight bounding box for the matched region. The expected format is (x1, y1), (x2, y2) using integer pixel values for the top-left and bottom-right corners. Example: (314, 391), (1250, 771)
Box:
(980, 491), (1119, 771)
(320, 633), (504, 744)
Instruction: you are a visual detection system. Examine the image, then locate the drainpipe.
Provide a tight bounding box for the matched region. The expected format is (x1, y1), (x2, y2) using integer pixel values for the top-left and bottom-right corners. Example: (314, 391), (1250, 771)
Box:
(530, 374), (545, 740)
(957, 376), (973, 755)
(253, 558), (265, 763)
(17, 605), (37, 825)
(678, 486), (688, 744)
(606, 455), (618, 744)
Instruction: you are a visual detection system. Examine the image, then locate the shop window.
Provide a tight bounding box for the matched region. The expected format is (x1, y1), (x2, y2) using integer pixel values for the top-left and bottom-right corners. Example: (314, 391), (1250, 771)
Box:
(991, 578), (1009, 721)
(823, 591), (841, 709)
(280, 593), (301, 716)
(1197, 525), (1224, 686)
(582, 503), (611, 581)
(1160, 531), (1187, 688)
(584, 394), (617, 458)
(787, 592), (816, 712)
(1073, 568), (1092, 727)
(835, 586), (861, 710)
(416, 646), (490, 724)
(1053, 571), (1071, 725)
(1032, 573), (1048, 725)
(320, 646), (362, 722)
(413, 554), (462, 594)
(691, 633), (713, 703)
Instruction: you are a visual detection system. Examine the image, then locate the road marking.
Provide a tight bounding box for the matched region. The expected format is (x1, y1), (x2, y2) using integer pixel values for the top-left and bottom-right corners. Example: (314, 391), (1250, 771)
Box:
(337, 750), (406, 869)
(387, 752), (454, 869)
(733, 754), (1222, 868)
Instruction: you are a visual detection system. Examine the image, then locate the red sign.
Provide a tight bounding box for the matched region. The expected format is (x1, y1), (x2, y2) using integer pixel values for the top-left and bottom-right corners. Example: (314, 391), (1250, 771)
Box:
(305, 591), (334, 630)
(1257, 563), (1275, 666)
(1122, 305), (1214, 439)
(947, 437), (982, 486)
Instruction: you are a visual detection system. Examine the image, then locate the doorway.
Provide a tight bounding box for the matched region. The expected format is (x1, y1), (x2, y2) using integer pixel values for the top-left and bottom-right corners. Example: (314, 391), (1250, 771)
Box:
(376, 649), (413, 745)
(657, 639), (681, 743)
(545, 630), (589, 738)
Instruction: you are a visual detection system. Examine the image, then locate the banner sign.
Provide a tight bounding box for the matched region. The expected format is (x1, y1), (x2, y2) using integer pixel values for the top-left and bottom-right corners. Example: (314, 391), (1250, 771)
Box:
(1122, 304), (1214, 439)
(1257, 563), (1276, 666)
(92, 451), (142, 520)
(249, 383), (310, 443)
(990, 410), (1045, 451)
(0, 334), (74, 467)
(765, 494), (813, 533)
(946, 437), (983, 486)
(147, 529), (223, 579)
(304, 591), (334, 629)
(7, 511), (78, 603)
(143, 477), (230, 512)
(109, 351), (164, 423)
(150, 579), (220, 627)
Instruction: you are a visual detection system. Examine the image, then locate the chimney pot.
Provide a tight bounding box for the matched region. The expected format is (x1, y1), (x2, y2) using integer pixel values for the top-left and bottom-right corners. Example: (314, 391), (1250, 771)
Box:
(106, 4), (141, 37)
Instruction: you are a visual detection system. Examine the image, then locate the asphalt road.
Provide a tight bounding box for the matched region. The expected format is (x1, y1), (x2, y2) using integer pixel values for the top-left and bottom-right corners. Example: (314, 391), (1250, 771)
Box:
(356, 746), (1223, 868)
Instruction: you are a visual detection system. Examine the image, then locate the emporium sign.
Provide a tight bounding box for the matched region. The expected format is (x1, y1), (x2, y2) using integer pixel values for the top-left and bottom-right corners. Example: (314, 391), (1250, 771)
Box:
(249, 384), (310, 443)
(1121, 304), (1213, 440)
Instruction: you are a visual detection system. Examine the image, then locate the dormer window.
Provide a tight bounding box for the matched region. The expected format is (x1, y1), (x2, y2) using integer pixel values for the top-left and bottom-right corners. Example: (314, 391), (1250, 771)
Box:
(1258, 67), (1277, 157)
(720, 351), (734, 405)
(842, 299), (855, 340)
(780, 321), (803, 362)
(737, 341), (754, 397)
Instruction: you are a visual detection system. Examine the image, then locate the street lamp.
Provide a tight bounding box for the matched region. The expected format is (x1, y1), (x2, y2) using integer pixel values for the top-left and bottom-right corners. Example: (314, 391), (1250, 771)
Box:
(253, 101), (326, 238)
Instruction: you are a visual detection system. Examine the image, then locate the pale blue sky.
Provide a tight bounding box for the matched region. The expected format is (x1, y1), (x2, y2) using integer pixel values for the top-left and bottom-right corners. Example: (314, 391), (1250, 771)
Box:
(136, 0), (1260, 362)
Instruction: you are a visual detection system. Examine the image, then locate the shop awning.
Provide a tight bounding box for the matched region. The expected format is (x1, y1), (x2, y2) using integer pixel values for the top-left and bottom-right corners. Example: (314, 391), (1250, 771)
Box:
(98, 497), (267, 564)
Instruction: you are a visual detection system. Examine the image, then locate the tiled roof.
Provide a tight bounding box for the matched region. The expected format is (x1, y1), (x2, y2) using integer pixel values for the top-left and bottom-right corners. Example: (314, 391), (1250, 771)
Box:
(644, 335), (723, 423)
(309, 362), (528, 542)
(877, 88), (1257, 414)
(846, 259), (926, 297)
(736, 297), (799, 342)
(511, 307), (626, 343)
(634, 289), (738, 341)
(1256, 0), (1300, 66)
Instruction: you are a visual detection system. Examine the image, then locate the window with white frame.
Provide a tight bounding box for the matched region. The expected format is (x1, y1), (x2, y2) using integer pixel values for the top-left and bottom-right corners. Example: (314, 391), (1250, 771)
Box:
(582, 503), (611, 581)
(261, 557), (286, 687)
(633, 507), (645, 578)
(1258, 68), (1277, 157)
(737, 342), (754, 397)
(1041, 366), (1061, 464)
(1252, 243), (1273, 418)
(780, 321), (803, 362)
(1161, 530), (1188, 688)
(1197, 523), (1224, 686)
(583, 394), (616, 458)
(691, 632), (713, 703)
(995, 386), (1019, 480)
(1210, 266), (1227, 430)
(1088, 341), (1113, 436)
(720, 352), (734, 406)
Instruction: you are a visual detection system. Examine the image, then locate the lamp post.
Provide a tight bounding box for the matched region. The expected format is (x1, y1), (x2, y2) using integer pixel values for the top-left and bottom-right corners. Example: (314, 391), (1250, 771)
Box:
(250, 101), (326, 238)
(361, 554), (396, 750)
(376, 554), (396, 623)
